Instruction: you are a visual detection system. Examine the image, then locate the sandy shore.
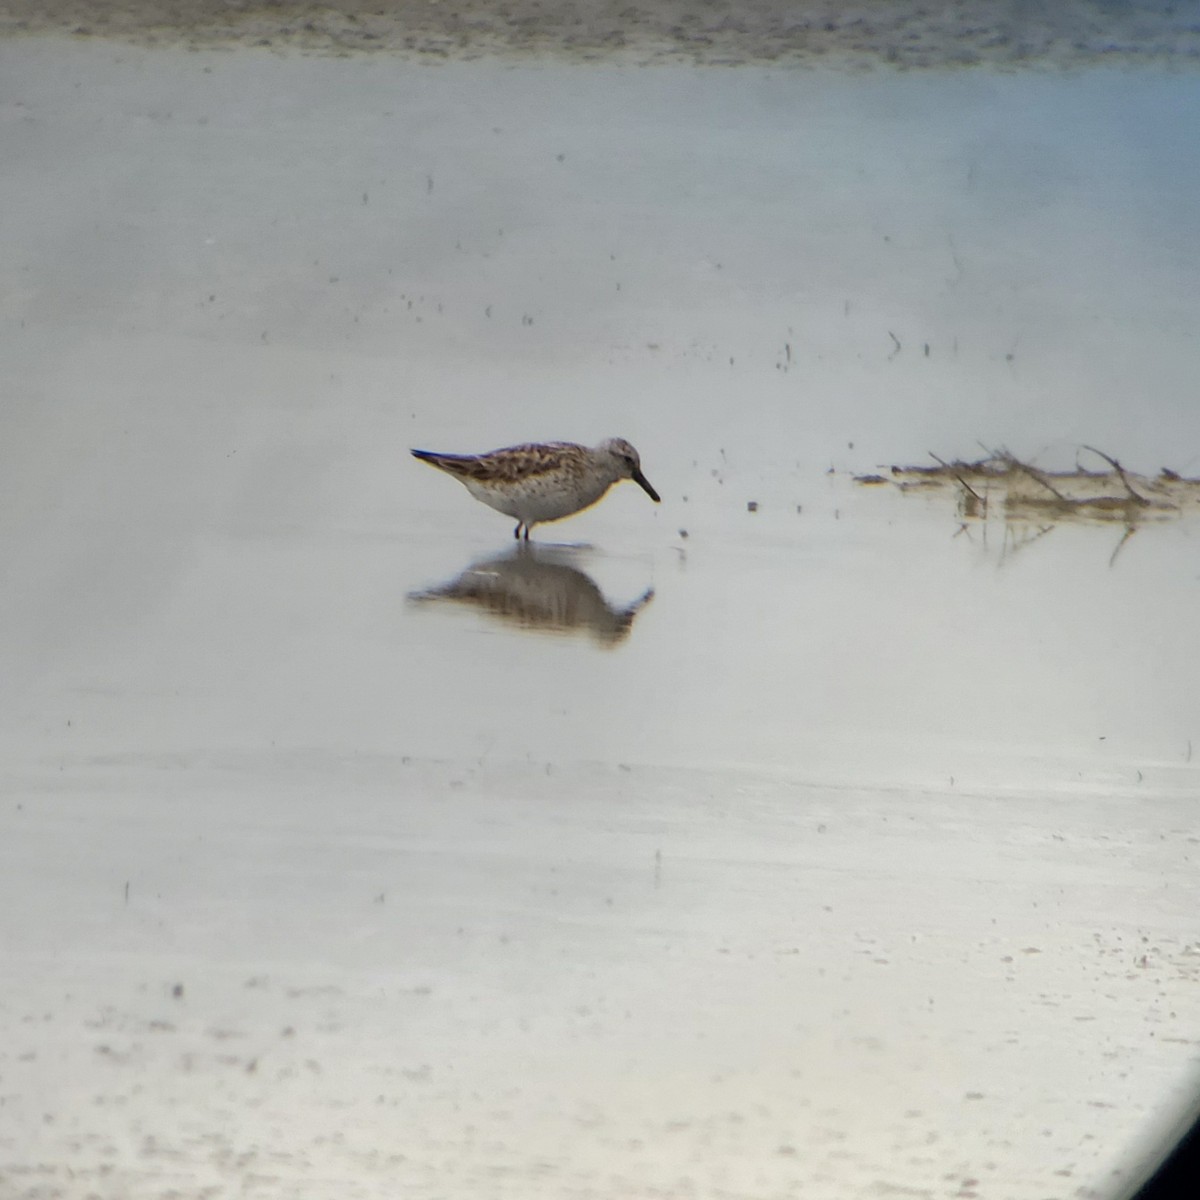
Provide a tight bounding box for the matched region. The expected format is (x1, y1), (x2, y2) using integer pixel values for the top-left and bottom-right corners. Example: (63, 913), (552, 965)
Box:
(2, 0), (1200, 68)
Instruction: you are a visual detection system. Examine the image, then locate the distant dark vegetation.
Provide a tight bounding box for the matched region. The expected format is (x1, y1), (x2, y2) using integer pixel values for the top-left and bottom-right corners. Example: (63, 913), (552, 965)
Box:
(2, 1), (1199, 68)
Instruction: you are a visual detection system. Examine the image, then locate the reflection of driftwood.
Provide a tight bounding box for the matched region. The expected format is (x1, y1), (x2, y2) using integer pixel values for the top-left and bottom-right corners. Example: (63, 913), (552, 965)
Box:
(874, 447), (1200, 527)
(409, 545), (653, 646)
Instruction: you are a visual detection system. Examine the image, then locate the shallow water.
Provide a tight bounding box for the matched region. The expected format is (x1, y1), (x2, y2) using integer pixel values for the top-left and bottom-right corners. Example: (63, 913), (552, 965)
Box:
(1, 37), (1199, 1200)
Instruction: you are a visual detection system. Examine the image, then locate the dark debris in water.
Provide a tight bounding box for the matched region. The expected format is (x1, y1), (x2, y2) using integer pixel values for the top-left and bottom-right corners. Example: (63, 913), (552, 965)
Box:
(862, 447), (1200, 527)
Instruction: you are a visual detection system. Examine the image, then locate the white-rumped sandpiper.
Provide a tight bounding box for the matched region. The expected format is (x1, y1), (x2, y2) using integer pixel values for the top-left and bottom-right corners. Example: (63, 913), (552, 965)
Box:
(411, 437), (660, 539)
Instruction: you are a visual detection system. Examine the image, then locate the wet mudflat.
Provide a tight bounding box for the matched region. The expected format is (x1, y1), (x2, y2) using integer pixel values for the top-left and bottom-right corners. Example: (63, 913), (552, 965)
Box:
(4, 476), (1198, 1200)
(1, 35), (1199, 1200)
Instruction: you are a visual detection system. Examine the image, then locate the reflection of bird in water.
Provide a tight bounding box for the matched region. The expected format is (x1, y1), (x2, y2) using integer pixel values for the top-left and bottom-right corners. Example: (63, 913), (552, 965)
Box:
(409, 545), (654, 646)
(411, 438), (660, 540)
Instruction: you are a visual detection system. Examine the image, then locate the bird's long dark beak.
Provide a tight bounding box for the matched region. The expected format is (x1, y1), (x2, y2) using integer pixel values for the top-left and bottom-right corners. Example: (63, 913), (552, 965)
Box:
(633, 468), (661, 503)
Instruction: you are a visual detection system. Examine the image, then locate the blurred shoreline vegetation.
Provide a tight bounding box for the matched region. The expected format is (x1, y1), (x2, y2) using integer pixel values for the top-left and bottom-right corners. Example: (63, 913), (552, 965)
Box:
(1, 1), (1199, 70)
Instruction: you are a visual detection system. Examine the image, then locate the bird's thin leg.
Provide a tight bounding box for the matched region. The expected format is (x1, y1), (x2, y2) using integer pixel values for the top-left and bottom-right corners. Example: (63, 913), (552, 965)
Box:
(513, 522), (522, 540)
(522, 525), (531, 541)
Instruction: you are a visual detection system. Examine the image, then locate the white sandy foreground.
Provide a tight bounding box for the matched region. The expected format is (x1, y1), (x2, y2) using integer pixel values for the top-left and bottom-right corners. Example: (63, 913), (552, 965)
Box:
(1, 36), (1199, 1200)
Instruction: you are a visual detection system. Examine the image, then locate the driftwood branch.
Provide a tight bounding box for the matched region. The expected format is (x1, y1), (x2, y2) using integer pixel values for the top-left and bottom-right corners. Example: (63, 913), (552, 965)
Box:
(996, 449), (1069, 502)
(1081, 445), (1147, 505)
(929, 451), (983, 503)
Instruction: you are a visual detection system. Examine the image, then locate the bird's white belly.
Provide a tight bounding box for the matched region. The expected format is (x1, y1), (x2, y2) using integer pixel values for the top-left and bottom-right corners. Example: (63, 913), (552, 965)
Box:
(465, 477), (612, 524)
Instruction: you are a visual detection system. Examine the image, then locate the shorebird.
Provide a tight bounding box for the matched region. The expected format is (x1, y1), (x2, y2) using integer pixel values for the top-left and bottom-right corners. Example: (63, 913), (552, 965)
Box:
(411, 438), (660, 539)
